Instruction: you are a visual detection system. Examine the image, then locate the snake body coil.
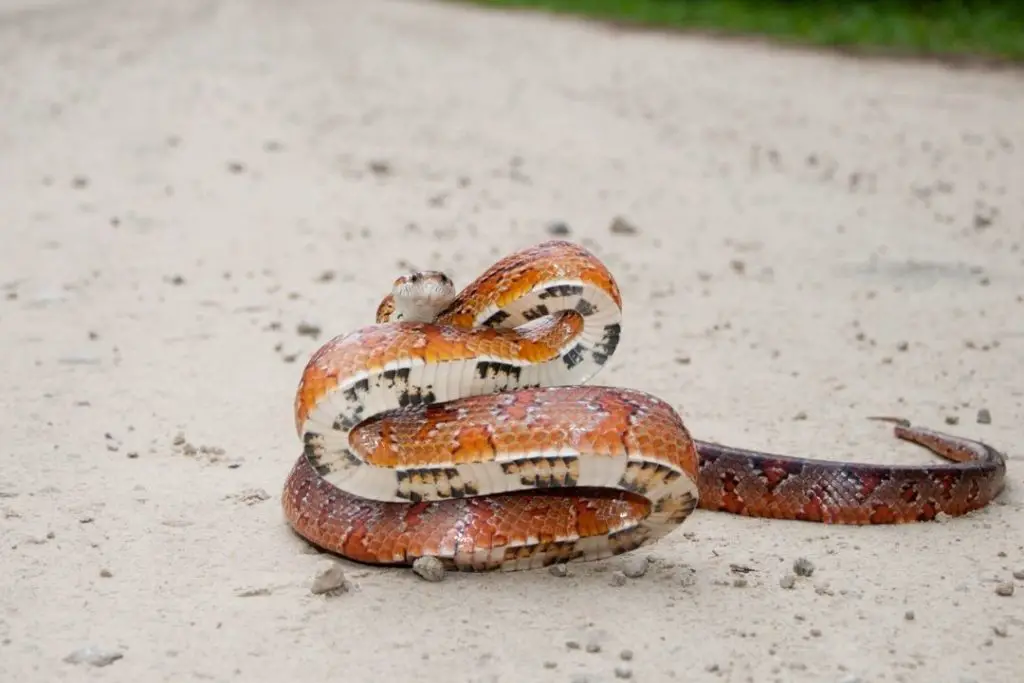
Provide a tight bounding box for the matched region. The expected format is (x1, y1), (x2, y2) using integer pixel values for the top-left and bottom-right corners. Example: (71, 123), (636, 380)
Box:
(282, 240), (1006, 571)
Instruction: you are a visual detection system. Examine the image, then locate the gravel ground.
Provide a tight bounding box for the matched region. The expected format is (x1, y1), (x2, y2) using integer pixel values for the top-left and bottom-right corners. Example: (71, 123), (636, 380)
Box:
(1, 1), (1022, 681)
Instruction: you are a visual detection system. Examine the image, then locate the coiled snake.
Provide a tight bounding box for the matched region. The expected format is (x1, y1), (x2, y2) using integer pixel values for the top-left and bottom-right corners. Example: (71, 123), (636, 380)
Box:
(282, 240), (1006, 571)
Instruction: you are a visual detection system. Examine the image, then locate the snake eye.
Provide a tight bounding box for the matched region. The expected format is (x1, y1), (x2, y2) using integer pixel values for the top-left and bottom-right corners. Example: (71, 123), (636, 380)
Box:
(410, 273), (420, 283)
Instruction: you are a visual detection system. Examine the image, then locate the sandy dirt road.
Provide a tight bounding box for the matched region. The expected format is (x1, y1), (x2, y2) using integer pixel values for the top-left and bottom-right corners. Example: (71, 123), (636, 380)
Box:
(1, 0), (1022, 681)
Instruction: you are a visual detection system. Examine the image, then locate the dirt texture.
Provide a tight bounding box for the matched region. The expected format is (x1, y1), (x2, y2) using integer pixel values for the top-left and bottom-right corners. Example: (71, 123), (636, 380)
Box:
(1, 1), (1022, 682)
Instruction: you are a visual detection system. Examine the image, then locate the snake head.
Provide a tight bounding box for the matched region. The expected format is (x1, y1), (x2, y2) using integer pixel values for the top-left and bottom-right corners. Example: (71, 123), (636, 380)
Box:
(379, 270), (456, 323)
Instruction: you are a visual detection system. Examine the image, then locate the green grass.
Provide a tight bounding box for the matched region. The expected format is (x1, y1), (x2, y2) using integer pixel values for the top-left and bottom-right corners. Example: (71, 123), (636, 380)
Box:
(459, 0), (1024, 62)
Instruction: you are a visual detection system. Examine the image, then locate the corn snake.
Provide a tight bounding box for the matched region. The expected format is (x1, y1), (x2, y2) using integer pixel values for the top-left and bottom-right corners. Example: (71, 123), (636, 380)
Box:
(281, 240), (1006, 571)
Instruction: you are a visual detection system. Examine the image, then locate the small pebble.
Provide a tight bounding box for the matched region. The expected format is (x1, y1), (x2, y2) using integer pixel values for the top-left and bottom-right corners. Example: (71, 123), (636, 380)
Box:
(63, 646), (122, 667)
(904, 610), (915, 621)
(233, 488), (270, 506)
(619, 649), (633, 661)
(621, 555), (649, 578)
(549, 563), (569, 577)
(412, 556), (446, 582)
(945, 415), (960, 426)
(609, 216), (638, 235)
(977, 408), (992, 424)
(678, 566), (697, 587)
(733, 577), (748, 588)
(609, 571), (627, 586)
(810, 628), (822, 637)
(614, 664), (633, 679)
(585, 641), (601, 653)
(296, 321), (321, 338)
(1012, 569), (1024, 580)
(779, 573), (796, 589)
(310, 563), (350, 595)
(566, 640), (581, 650)
(793, 557), (815, 577)
(995, 581), (1014, 597)
(547, 221), (571, 236)
(993, 624), (1009, 638)
(99, 569), (113, 578)
(543, 660), (557, 669)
